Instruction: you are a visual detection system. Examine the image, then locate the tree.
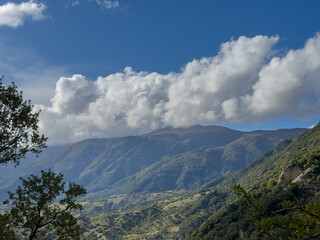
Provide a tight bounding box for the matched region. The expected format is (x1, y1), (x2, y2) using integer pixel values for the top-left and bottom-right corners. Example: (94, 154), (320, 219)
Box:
(233, 184), (320, 240)
(0, 77), (47, 165)
(0, 79), (87, 239)
(2, 169), (87, 240)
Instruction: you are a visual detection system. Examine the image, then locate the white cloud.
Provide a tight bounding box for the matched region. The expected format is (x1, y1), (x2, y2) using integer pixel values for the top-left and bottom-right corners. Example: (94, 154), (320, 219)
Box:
(36, 34), (320, 145)
(95, 0), (119, 10)
(246, 35), (320, 119)
(0, 1), (46, 28)
(164, 35), (279, 126)
(36, 67), (174, 144)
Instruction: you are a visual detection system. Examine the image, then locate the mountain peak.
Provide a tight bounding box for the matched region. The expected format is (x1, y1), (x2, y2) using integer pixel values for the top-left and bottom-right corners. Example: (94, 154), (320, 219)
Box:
(143, 125), (242, 136)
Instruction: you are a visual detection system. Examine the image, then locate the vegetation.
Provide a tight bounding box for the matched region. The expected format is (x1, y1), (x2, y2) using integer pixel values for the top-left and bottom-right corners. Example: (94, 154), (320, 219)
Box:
(233, 184), (320, 239)
(188, 123), (320, 239)
(0, 79), (86, 239)
(1, 170), (87, 240)
(232, 150), (320, 240)
(76, 124), (320, 239)
(0, 77), (47, 165)
(80, 189), (227, 239)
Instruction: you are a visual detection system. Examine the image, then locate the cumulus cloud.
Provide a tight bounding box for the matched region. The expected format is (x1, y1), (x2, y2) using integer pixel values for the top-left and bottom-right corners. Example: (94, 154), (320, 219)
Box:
(37, 34), (320, 144)
(246, 36), (320, 118)
(36, 67), (174, 143)
(0, 1), (46, 28)
(164, 35), (279, 126)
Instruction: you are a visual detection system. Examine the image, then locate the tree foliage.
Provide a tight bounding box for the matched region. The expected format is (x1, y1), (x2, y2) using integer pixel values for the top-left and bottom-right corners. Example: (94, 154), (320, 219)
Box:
(1, 170), (87, 240)
(233, 184), (320, 240)
(0, 77), (47, 165)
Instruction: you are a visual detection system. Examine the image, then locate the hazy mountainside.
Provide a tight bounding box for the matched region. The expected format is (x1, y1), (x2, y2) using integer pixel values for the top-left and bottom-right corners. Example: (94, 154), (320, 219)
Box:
(79, 124), (320, 240)
(0, 140), (105, 201)
(75, 125), (244, 193)
(103, 129), (305, 195)
(0, 125), (305, 202)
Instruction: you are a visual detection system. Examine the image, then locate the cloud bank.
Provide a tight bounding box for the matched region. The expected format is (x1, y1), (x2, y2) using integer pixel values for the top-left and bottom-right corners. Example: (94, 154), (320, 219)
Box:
(36, 34), (320, 144)
(0, 1), (46, 28)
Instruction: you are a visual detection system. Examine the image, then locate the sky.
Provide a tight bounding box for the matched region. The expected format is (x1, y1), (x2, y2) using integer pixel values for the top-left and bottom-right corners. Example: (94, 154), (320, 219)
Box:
(1, 0), (320, 144)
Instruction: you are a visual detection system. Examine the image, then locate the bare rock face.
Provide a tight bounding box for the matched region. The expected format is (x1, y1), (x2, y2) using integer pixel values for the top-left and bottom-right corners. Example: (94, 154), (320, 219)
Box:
(277, 166), (301, 188)
(292, 167), (313, 184)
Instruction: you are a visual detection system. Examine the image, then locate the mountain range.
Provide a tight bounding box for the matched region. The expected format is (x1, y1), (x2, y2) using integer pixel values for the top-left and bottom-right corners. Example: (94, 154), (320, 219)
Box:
(0, 125), (305, 202)
(77, 123), (320, 239)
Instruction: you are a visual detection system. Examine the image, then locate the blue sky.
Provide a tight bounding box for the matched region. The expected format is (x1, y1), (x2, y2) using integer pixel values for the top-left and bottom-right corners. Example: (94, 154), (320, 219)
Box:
(3, 0), (320, 76)
(1, 0), (320, 143)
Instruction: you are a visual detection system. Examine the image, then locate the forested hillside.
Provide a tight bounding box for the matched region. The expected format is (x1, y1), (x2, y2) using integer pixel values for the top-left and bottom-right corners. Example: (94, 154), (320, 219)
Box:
(80, 124), (320, 239)
(189, 123), (320, 239)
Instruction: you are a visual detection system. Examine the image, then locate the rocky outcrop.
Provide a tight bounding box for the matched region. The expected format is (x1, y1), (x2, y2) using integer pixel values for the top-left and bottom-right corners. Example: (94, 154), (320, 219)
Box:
(277, 166), (301, 188)
(292, 167), (313, 183)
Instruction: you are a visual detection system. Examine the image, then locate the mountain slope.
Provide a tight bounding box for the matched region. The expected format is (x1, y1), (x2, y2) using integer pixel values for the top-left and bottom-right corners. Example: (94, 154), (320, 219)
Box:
(79, 124), (318, 239)
(102, 128), (305, 195)
(0, 125), (306, 202)
(0, 139), (107, 201)
(189, 124), (320, 239)
(75, 125), (248, 193)
(0, 125), (245, 201)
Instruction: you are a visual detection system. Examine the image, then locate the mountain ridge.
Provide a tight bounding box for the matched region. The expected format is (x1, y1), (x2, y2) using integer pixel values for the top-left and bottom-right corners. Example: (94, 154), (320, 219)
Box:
(188, 124), (320, 239)
(0, 125), (306, 202)
(78, 124), (319, 239)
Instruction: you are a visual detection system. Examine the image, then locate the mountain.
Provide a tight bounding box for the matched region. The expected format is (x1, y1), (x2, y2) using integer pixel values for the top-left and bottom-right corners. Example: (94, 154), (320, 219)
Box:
(102, 128), (305, 195)
(189, 124), (320, 239)
(0, 125), (305, 202)
(79, 124), (319, 239)
(75, 125), (245, 193)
